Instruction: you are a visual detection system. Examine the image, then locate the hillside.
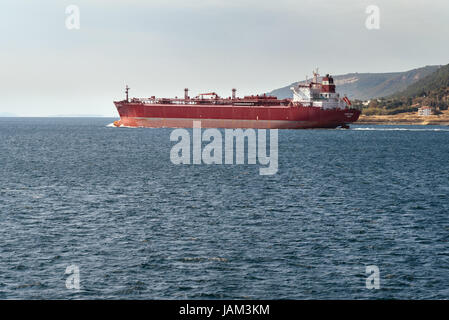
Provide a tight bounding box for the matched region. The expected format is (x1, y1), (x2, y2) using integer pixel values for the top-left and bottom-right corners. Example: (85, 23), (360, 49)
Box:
(391, 63), (449, 99)
(267, 65), (440, 100)
(361, 63), (449, 115)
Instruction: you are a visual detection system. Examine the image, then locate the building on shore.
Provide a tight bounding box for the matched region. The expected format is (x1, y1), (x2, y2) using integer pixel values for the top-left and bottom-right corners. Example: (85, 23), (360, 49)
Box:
(418, 106), (433, 116)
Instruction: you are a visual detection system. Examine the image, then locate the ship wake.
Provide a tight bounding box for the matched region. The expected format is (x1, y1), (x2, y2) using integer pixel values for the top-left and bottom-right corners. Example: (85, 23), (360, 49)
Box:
(352, 127), (449, 132)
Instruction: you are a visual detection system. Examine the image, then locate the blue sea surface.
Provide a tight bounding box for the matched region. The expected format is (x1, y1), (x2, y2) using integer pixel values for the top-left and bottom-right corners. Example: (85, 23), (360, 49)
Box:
(0, 117), (448, 299)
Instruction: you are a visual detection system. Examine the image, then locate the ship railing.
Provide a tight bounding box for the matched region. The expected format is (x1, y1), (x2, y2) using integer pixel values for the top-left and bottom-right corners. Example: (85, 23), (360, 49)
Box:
(133, 97), (289, 106)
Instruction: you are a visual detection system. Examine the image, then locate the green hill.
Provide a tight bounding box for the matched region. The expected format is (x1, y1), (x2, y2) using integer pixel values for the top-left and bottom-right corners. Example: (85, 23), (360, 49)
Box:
(391, 64), (449, 99)
(361, 63), (449, 115)
(267, 65), (440, 100)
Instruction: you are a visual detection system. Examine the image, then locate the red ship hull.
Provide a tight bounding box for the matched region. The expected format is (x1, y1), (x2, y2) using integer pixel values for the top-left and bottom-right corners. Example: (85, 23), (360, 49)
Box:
(114, 102), (361, 129)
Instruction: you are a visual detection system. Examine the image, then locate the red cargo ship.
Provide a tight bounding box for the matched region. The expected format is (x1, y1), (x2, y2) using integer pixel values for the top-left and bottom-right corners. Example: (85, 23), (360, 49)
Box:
(113, 72), (360, 129)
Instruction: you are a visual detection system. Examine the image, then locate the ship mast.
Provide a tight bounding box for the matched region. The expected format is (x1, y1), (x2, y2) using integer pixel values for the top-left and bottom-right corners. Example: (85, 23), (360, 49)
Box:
(313, 67), (319, 83)
(125, 85), (130, 102)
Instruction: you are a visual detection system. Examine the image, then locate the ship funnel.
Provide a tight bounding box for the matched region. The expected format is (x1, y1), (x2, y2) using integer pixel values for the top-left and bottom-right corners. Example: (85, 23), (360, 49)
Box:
(232, 88), (236, 99)
(184, 88), (189, 99)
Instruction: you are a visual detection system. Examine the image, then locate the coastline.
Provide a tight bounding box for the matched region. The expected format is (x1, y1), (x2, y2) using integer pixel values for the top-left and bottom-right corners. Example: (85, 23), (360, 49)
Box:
(356, 110), (449, 126)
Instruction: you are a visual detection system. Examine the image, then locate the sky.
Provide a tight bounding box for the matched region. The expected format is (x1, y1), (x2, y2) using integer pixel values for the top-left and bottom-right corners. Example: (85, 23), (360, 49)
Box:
(1, 0), (448, 116)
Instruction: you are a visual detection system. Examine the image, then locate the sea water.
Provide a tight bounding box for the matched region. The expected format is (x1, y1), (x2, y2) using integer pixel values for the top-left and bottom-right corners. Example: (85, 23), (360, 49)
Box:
(0, 118), (448, 299)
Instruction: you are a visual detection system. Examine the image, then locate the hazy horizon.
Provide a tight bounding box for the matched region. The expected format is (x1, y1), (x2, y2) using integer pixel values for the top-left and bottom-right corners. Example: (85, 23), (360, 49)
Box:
(1, 0), (449, 117)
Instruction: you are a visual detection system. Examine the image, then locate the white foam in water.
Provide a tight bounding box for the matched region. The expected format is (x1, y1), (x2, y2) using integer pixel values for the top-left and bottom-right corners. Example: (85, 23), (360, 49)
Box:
(106, 122), (129, 128)
(106, 123), (159, 128)
(106, 123), (449, 131)
(352, 127), (449, 132)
